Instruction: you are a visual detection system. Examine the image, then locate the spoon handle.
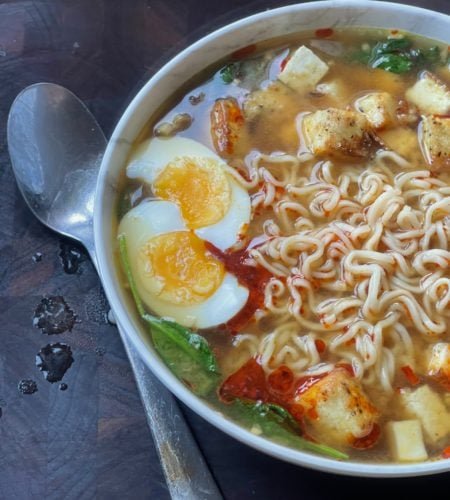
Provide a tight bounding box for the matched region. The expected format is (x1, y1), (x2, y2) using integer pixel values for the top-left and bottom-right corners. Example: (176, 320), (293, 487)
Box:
(87, 248), (222, 500)
(118, 322), (223, 500)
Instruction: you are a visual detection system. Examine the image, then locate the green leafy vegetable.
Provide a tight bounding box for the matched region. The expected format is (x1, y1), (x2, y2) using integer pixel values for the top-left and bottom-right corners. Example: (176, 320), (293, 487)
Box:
(370, 53), (413, 74)
(372, 38), (411, 54)
(350, 37), (444, 74)
(118, 233), (146, 316)
(151, 324), (220, 396)
(228, 399), (349, 460)
(219, 63), (240, 84)
(423, 45), (442, 64)
(154, 319), (219, 374)
(368, 38), (413, 74)
(118, 234), (220, 395)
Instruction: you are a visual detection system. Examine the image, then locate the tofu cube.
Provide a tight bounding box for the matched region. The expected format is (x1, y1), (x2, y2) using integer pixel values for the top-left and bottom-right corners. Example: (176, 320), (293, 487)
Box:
(278, 46), (329, 93)
(386, 420), (428, 462)
(428, 343), (450, 389)
(355, 92), (397, 130)
(400, 385), (450, 444)
(420, 115), (450, 172)
(302, 108), (373, 157)
(294, 369), (379, 447)
(406, 71), (450, 115)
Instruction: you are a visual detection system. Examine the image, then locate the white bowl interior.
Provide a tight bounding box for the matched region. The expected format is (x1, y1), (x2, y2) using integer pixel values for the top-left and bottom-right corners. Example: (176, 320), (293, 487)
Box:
(94, 0), (450, 477)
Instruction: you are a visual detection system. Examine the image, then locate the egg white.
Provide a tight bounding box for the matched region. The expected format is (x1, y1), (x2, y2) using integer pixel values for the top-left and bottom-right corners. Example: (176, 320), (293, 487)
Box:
(127, 136), (220, 183)
(118, 200), (249, 329)
(126, 136), (251, 250)
(194, 178), (250, 251)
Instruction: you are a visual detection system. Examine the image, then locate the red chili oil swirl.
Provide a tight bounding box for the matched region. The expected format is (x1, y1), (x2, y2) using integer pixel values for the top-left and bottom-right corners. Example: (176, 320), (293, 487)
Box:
(267, 365), (295, 394)
(219, 357), (269, 403)
(219, 359), (324, 417)
(352, 423), (381, 450)
(206, 242), (271, 333)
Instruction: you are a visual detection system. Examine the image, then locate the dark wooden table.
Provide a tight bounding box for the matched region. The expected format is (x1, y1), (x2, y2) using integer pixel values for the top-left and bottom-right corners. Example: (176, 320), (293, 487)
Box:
(1, 1), (449, 498)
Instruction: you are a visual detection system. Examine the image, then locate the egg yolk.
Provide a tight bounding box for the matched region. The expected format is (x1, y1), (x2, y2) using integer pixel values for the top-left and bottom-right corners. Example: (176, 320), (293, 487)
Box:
(153, 156), (231, 229)
(140, 231), (225, 305)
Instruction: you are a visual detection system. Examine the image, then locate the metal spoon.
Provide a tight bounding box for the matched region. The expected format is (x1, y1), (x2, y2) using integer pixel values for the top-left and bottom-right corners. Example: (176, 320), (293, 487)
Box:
(7, 82), (222, 500)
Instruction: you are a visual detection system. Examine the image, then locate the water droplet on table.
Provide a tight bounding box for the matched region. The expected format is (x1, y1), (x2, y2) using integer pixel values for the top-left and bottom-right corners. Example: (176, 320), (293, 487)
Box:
(18, 379), (38, 395)
(32, 252), (43, 263)
(36, 343), (74, 383)
(33, 296), (76, 334)
(59, 241), (87, 274)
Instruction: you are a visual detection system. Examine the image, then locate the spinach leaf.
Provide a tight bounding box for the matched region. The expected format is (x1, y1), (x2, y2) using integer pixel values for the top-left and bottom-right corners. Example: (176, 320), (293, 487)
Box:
(422, 46), (441, 64)
(149, 318), (219, 375)
(228, 399), (349, 460)
(151, 324), (220, 396)
(219, 63), (240, 84)
(368, 38), (413, 74)
(118, 234), (220, 396)
(349, 36), (444, 74)
(118, 233), (147, 317)
(371, 38), (411, 56)
(370, 53), (413, 74)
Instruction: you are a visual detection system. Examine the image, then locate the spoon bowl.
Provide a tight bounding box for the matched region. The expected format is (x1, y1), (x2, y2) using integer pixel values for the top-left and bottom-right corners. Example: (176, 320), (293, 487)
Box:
(7, 83), (105, 257)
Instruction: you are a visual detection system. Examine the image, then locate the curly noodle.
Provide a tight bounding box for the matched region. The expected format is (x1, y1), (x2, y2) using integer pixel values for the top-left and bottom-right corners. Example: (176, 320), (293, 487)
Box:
(228, 150), (450, 393)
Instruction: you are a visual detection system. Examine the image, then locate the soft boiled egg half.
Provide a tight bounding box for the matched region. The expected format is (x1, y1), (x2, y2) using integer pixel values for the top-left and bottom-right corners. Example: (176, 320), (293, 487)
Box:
(118, 200), (249, 329)
(126, 136), (251, 251)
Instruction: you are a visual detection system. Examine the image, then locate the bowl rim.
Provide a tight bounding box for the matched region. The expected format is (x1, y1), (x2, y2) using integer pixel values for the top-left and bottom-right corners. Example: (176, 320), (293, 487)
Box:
(94, 0), (450, 477)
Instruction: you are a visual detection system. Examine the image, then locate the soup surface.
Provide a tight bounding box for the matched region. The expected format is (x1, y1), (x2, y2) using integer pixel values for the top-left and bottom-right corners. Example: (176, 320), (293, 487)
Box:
(116, 28), (450, 463)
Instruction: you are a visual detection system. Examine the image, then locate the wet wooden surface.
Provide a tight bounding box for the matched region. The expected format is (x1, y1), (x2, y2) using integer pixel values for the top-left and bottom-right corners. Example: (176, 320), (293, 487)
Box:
(1, 0), (449, 498)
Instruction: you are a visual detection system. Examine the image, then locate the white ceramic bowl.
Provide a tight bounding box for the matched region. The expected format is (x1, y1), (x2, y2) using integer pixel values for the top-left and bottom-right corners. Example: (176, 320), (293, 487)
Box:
(94, 0), (450, 477)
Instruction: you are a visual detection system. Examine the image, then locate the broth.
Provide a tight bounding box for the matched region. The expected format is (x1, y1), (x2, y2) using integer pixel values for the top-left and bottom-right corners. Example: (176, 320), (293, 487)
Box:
(116, 28), (450, 463)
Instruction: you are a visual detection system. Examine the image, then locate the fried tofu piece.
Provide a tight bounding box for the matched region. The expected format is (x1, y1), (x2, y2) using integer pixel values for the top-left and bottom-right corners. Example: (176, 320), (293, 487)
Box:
(294, 369), (379, 447)
(406, 71), (450, 115)
(243, 82), (299, 153)
(386, 420), (428, 463)
(302, 108), (373, 157)
(428, 343), (450, 390)
(420, 115), (450, 172)
(243, 81), (295, 122)
(355, 92), (397, 130)
(399, 385), (450, 444)
(278, 45), (329, 93)
(210, 97), (246, 158)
